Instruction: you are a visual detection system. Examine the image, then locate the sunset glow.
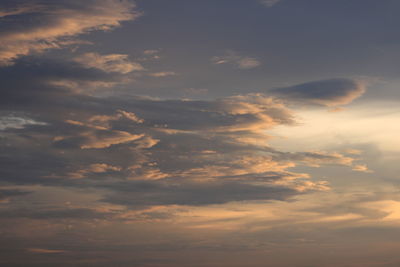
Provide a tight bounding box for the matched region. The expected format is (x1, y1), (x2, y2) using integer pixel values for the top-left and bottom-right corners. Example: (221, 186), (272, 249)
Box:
(1, 1), (400, 266)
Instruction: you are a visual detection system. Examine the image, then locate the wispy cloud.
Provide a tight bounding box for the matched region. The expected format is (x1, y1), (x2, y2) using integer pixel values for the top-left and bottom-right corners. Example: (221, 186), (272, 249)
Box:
(259, 0), (282, 7)
(74, 53), (144, 74)
(0, 0), (140, 65)
(27, 248), (67, 254)
(0, 115), (47, 130)
(212, 50), (261, 69)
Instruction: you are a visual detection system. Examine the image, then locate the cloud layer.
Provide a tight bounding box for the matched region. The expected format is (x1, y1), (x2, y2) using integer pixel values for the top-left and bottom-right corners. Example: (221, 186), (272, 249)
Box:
(0, 54), (366, 210)
(0, 1), (382, 266)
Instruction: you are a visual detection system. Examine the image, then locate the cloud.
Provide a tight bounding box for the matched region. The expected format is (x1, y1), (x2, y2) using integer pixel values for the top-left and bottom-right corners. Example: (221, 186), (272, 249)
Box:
(55, 124), (145, 149)
(183, 88), (209, 95)
(237, 57), (262, 69)
(352, 164), (372, 173)
(69, 163), (122, 179)
(0, 57), (369, 209)
(0, 115), (47, 130)
(0, 4), (368, 211)
(212, 50), (261, 69)
(273, 150), (356, 167)
(27, 248), (67, 254)
(102, 180), (299, 207)
(0, 55), (136, 107)
(0, 4), (40, 18)
(0, 188), (31, 202)
(259, 0), (282, 7)
(143, 50), (159, 55)
(0, 88), (367, 208)
(270, 78), (366, 107)
(74, 53), (144, 74)
(87, 110), (144, 128)
(0, 206), (114, 220)
(0, 0), (140, 65)
(148, 71), (177, 77)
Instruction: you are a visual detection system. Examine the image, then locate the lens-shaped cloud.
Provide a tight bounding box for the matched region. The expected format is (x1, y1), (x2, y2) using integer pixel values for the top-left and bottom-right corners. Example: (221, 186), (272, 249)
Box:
(270, 78), (366, 107)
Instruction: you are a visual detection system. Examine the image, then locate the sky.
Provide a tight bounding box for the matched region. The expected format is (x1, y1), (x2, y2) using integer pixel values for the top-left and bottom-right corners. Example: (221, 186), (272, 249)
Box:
(1, 0), (400, 266)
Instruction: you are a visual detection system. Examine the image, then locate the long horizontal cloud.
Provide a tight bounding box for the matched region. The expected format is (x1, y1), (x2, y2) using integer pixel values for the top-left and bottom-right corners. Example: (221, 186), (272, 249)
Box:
(102, 180), (299, 207)
(0, 189), (31, 202)
(270, 78), (366, 107)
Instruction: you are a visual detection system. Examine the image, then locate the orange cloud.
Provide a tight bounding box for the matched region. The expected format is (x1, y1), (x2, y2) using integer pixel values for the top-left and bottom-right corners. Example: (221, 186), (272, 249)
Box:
(0, 0), (140, 65)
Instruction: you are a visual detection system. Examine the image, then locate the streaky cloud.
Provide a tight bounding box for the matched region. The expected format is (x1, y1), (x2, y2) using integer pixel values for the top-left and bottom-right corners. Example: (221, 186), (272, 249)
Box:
(0, 0), (140, 65)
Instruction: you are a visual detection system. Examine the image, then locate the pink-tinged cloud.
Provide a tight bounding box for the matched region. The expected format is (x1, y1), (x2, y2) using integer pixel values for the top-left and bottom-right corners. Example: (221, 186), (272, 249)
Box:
(74, 53), (144, 74)
(0, 0), (140, 65)
(27, 248), (67, 254)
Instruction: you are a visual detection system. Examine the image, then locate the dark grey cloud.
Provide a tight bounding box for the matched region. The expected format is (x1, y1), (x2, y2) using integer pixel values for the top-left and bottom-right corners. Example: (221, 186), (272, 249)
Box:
(270, 78), (366, 107)
(0, 55), (365, 208)
(0, 207), (112, 220)
(0, 56), (130, 109)
(102, 180), (298, 208)
(0, 189), (31, 201)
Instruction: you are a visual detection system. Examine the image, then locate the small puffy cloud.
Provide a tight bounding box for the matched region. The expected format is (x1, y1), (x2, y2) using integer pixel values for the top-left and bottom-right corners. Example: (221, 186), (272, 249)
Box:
(212, 50), (261, 69)
(69, 163), (121, 179)
(140, 49), (161, 61)
(143, 50), (160, 55)
(74, 53), (144, 74)
(0, 0), (140, 65)
(352, 164), (373, 173)
(148, 71), (177, 77)
(270, 78), (366, 107)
